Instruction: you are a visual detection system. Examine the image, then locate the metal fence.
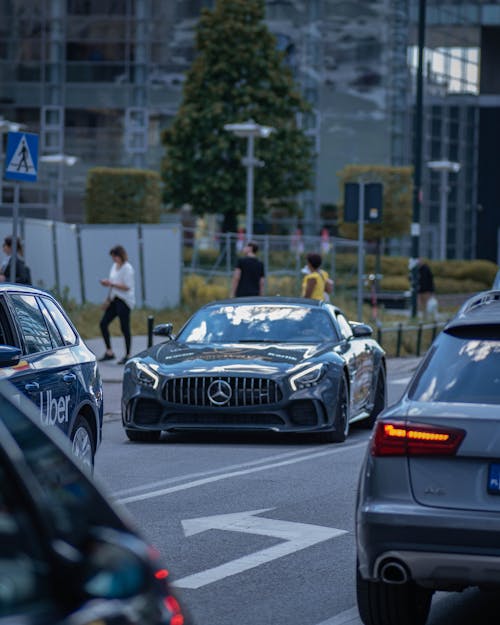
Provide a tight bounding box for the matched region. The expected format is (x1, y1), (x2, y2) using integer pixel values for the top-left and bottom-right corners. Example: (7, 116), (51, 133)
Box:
(181, 227), (362, 292)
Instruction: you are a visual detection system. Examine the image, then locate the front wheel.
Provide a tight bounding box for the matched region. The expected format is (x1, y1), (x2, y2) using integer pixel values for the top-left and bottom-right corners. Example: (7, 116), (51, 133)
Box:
(125, 429), (162, 443)
(71, 416), (95, 469)
(324, 375), (349, 443)
(356, 566), (432, 625)
(362, 365), (387, 429)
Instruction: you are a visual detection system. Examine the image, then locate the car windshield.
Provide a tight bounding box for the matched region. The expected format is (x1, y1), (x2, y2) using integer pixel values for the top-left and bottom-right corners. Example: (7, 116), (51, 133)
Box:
(409, 332), (500, 404)
(177, 304), (339, 344)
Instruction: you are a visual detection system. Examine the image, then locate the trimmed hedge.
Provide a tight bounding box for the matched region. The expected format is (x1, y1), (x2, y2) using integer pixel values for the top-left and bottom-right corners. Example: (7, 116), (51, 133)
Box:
(85, 167), (161, 223)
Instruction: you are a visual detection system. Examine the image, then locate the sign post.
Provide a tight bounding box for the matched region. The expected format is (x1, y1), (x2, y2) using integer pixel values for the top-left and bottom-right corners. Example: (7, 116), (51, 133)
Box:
(3, 131), (38, 282)
(344, 181), (383, 321)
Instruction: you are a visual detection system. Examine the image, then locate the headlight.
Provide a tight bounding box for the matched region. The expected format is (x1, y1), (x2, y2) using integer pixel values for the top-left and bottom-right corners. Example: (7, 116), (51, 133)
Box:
(289, 363), (326, 391)
(131, 361), (160, 389)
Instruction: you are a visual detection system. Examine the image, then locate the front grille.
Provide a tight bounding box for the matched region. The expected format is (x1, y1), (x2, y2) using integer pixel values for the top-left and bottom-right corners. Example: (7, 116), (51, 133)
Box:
(163, 376), (282, 407)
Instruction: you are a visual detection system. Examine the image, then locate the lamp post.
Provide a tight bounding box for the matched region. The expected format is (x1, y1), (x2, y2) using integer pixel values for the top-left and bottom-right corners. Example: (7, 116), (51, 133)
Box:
(223, 119), (274, 239)
(427, 159), (460, 260)
(0, 118), (26, 205)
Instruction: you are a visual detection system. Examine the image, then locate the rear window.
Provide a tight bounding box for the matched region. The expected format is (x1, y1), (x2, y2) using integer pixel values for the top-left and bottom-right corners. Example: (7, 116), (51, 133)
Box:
(409, 332), (500, 404)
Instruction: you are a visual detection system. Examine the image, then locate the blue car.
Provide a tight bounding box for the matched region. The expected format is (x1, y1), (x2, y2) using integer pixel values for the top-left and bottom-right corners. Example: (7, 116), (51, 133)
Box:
(0, 284), (102, 467)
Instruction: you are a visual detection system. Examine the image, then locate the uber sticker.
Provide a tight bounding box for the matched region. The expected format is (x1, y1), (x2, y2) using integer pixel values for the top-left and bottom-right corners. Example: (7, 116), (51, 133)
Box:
(40, 390), (70, 426)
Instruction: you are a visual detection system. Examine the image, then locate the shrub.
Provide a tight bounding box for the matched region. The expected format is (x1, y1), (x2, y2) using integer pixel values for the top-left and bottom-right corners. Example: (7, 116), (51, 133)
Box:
(181, 274), (229, 308)
(85, 167), (161, 223)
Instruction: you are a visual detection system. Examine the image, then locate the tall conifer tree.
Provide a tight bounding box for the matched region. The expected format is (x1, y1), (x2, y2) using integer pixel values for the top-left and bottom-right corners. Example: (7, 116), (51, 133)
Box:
(161, 0), (314, 232)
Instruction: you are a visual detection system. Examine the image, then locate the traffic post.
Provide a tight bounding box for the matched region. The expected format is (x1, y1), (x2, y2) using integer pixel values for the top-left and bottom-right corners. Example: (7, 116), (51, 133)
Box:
(3, 131), (39, 282)
(344, 181), (383, 321)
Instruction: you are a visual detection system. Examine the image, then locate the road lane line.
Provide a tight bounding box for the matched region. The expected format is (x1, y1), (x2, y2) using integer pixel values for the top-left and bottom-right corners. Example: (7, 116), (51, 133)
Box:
(116, 441), (367, 505)
(112, 446), (345, 496)
(174, 509), (346, 589)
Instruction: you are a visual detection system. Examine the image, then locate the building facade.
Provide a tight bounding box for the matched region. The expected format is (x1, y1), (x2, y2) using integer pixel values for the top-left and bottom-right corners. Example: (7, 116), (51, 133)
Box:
(0, 0), (497, 261)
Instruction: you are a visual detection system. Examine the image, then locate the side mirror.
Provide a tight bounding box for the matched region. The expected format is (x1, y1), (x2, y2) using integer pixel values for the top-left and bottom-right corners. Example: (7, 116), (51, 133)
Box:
(153, 323), (173, 338)
(350, 323), (373, 338)
(0, 345), (22, 367)
(82, 528), (151, 600)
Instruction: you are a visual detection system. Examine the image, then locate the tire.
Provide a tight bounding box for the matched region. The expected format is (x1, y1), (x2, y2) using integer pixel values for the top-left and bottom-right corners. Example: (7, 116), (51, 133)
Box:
(71, 416), (95, 469)
(324, 375), (349, 443)
(362, 365), (387, 429)
(125, 428), (162, 443)
(356, 566), (432, 625)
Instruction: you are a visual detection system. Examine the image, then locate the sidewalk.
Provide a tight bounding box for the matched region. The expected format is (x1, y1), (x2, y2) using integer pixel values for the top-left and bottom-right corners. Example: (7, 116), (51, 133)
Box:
(85, 335), (422, 384)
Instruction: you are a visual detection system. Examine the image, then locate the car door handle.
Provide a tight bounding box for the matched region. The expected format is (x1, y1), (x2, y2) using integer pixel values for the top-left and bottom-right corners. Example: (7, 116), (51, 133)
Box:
(63, 373), (77, 384)
(24, 381), (40, 392)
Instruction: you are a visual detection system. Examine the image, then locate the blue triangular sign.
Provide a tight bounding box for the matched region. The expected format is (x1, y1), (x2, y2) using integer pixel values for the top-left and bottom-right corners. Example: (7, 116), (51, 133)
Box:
(4, 132), (39, 182)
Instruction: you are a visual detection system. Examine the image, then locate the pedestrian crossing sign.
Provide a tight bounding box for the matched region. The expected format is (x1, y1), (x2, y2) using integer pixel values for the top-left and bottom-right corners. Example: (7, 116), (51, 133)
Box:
(4, 131), (39, 182)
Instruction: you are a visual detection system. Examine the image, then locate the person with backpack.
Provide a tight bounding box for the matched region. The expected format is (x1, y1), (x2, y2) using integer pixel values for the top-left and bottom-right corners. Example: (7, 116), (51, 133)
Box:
(0, 235), (31, 285)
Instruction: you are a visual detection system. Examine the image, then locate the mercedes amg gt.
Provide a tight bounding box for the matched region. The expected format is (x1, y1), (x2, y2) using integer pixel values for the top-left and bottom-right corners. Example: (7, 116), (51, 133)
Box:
(121, 297), (386, 443)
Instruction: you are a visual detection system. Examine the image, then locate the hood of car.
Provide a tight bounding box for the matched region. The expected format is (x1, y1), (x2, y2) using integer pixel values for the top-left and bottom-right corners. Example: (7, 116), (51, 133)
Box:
(139, 340), (334, 374)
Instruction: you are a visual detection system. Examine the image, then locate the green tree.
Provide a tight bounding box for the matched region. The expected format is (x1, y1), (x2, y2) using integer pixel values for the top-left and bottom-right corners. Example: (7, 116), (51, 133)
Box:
(161, 0), (314, 232)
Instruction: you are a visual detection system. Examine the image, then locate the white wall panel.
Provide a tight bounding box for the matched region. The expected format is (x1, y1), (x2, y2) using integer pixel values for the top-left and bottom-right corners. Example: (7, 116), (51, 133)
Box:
(79, 225), (142, 306)
(23, 219), (56, 290)
(56, 223), (81, 303)
(142, 225), (181, 308)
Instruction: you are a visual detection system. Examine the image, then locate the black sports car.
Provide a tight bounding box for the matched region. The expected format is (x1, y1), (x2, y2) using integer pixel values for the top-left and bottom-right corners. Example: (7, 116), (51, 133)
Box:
(121, 297), (387, 443)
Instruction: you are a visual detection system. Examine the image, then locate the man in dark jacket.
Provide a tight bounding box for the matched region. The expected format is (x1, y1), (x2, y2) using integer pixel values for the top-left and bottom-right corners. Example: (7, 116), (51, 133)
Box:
(230, 241), (265, 297)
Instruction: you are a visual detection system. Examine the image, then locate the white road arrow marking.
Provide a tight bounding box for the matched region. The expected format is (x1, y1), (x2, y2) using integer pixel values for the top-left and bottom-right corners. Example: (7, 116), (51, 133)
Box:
(173, 508), (346, 589)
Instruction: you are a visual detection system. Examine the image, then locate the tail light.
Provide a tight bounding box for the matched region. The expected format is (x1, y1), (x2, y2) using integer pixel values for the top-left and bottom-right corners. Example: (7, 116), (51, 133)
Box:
(371, 420), (465, 457)
(164, 595), (184, 625)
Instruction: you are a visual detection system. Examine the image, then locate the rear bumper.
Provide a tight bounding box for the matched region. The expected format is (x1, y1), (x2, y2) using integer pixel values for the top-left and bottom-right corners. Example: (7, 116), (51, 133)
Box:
(373, 549), (500, 588)
(357, 502), (500, 589)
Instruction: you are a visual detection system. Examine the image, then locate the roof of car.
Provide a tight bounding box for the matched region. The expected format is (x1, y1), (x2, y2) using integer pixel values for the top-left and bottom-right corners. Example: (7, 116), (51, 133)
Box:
(0, 283), (48, 295)
(446, 290), (500, 329)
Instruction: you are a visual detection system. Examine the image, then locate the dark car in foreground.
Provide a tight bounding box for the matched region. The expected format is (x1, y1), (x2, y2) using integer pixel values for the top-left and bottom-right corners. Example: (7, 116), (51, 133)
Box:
(356, 290), (500, 625)
(0, 284), (102, 468)
(0, 378), (188, 625)
(122, 297), (386, 443)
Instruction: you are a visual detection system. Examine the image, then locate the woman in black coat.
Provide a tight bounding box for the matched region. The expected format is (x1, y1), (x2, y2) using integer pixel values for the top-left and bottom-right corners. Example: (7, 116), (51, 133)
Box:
(0, 236), (31, 284)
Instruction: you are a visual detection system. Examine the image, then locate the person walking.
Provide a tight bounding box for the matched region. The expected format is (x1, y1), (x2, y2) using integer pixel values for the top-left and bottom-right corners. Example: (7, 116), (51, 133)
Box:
(0, 235), (31, 284)
(98, 245), (135, 364)
(417, 258), (435, 318)
(301, 253), (333, 301)
(230, 240), (265, 297)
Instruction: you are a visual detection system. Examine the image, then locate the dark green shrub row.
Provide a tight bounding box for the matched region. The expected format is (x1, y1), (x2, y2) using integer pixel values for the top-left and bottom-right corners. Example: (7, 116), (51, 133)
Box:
(85, 167), (161, 223)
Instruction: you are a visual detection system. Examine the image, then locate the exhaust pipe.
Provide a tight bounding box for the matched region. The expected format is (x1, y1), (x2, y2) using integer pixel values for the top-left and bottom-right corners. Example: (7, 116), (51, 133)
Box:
(380, 560), (409, 584)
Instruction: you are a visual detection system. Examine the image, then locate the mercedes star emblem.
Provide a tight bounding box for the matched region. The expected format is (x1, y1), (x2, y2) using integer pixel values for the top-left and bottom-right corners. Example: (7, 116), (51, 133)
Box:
(207, 379), (232, 406)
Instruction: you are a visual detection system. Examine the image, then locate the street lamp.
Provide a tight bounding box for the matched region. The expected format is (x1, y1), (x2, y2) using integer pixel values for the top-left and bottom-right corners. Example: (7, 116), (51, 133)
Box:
(427, 159), (460, 260)
(0, 118), (26, 204)
(223, 119), (274, 239)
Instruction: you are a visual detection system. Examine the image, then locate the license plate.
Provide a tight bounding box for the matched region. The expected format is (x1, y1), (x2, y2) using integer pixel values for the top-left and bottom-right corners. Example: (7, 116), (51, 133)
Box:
(487, 463), (500, 494)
